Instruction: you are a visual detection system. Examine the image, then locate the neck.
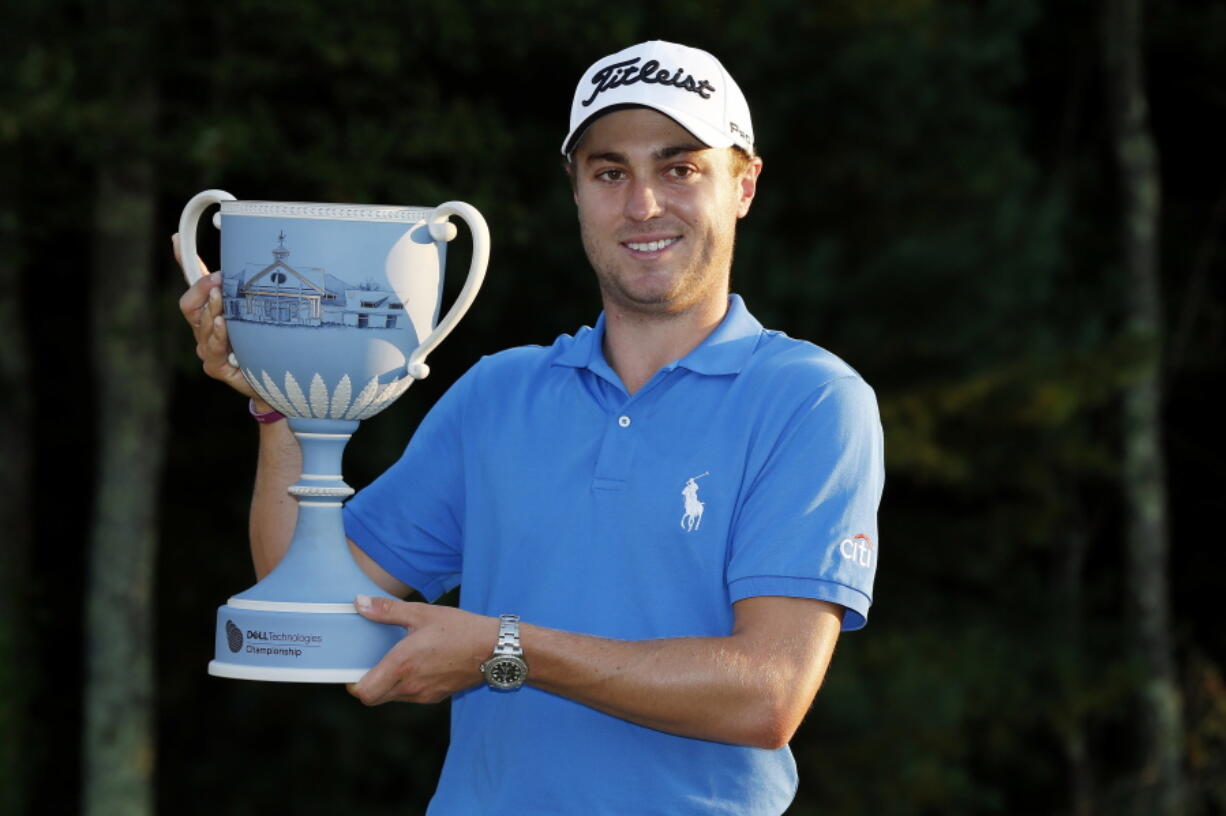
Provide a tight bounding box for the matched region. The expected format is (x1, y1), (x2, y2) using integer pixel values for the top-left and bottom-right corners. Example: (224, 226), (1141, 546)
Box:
(601, 294), (729, 395)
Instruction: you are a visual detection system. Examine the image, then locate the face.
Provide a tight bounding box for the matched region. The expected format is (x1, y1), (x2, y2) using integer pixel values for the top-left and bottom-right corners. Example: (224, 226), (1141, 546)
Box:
(571, 108), (761, 318)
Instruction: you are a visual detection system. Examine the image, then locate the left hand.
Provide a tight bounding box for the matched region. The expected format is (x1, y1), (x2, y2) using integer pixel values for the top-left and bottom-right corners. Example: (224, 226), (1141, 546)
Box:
(347, 597), (498, 706)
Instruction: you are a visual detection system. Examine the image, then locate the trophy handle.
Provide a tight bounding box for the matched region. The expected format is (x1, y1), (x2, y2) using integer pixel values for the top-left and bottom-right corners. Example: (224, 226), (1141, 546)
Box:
(177, 189), (237, 286)
(407, 201), (490, 380)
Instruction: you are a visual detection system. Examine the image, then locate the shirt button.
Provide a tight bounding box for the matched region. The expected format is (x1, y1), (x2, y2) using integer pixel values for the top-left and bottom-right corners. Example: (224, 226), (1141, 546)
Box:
(618, 415), (631, 428)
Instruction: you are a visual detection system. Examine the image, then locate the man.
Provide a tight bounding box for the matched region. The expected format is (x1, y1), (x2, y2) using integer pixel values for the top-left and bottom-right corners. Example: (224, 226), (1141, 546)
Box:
(179, 40), (883, 815)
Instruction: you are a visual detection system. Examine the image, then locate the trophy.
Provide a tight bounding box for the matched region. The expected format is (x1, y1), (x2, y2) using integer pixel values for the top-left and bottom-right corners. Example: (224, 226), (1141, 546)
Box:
(177, 190), (488, 682)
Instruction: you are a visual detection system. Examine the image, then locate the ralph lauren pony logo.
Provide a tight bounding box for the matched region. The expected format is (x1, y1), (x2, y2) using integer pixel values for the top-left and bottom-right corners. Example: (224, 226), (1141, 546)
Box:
(582, 57), (716, 107)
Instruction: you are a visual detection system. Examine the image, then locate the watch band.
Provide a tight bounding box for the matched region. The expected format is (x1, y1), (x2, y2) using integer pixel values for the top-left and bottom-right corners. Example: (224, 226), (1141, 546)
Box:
(248, 397), (286, 424)
(492, 614), (523, 657)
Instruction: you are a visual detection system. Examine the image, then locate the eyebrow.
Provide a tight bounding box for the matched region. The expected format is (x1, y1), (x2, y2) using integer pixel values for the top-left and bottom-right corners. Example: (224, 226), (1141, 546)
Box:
(582, 143), (709, 165)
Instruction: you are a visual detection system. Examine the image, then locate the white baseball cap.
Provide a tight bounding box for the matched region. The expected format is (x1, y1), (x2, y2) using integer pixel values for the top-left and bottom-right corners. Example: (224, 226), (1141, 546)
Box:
(561, 40), (755, 157)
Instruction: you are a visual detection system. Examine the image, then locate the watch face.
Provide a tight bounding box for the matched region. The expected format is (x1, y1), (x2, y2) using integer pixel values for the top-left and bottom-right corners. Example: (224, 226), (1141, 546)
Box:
(485, 656), (527, 689)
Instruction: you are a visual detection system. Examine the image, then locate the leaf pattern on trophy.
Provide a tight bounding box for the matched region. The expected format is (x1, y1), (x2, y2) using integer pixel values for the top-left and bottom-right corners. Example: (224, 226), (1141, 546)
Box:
(380, 378), (415, 419)
(345, 376), (381, 419)
(355, 381), (394, 420)
(284, 372), (311, 416)
(383, 376), (415, 411)
(309, 373), (329, 418)
(241, 368), (264, 400)
(357, 376), (413, 420)
(259, 370), (295, 416)
(330, 374), (353, 419)
(244, 368), (274, 407)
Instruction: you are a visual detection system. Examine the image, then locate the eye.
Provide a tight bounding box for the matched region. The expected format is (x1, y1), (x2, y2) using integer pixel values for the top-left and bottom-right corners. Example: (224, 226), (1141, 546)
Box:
(666, 164), (697, 180)
(595, 168), (626, 182)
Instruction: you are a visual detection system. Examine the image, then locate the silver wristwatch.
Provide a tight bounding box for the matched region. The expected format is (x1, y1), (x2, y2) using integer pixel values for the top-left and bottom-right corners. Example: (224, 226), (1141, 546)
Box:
(480, 614), (528, 690)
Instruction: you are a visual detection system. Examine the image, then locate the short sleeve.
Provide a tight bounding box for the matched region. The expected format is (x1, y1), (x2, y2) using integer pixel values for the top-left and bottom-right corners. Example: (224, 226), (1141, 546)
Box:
(342, 368), (475, 602)
(727, 375), (884, 630)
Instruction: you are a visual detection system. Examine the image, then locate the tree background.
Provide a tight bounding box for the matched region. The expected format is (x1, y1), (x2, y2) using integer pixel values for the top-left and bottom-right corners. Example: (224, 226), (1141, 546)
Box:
(2, 0), (1223, 813)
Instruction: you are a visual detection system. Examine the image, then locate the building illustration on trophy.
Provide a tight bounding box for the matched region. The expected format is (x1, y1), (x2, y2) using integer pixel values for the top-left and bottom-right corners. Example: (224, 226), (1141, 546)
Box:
(223, 231), (406, 329)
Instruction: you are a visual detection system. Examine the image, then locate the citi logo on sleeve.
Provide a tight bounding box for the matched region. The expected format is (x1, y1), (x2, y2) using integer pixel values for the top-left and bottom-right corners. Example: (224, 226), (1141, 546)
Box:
(581, 57), (717, 107)
(838, 534), (875, 568)
(680, 472), (709, 532)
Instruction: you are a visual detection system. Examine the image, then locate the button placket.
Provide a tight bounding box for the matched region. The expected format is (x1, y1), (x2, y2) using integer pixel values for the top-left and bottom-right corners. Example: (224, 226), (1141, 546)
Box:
(591, 367), (682, 490)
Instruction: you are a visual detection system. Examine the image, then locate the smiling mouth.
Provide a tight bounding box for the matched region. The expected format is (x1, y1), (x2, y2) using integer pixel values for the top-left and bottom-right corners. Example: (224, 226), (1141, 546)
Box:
(624, 237), (681, 253)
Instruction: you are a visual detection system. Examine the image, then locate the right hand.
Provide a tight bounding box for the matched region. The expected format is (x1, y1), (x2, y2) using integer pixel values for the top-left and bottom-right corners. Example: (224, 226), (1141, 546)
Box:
(173, 233), (260, 402)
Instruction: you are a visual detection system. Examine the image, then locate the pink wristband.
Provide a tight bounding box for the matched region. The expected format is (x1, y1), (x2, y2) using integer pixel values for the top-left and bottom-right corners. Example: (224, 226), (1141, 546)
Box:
(248, 398), (286, 424)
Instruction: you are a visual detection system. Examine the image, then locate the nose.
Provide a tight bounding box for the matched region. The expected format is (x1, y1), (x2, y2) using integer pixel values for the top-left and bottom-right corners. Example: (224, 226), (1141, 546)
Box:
(624, 177), (665, 222)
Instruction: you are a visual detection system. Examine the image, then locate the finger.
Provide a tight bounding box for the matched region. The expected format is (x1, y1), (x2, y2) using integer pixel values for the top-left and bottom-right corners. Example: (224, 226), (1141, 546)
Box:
(209, 313), (230, 351)
(349, 642), (409, 706)
(206, 281), (224, 321)
(178, 272), (221, 323)
(203, 315), (230, 360)
(201, 317), (238, 378)
(349, 669), (391, 706)
(194, 317), (217, 363)
(355, 595), (425, 628)
(204, 316), (243, 376)
(197, 315), (259, 397)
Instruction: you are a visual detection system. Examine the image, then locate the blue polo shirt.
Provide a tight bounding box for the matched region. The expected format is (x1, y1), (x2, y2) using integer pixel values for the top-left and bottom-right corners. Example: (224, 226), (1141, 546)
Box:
(344, 294), (884, 815)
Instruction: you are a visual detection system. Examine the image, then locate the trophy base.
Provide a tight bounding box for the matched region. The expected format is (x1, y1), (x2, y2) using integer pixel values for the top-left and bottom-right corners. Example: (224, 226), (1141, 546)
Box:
(207, 661), (368, 684)
(209, 599), (404, 684)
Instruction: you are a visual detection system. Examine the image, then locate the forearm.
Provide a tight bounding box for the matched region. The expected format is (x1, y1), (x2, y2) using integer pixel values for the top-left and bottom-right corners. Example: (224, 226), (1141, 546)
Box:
(349, 596), (840, 747)
(523, 629), (791, 747)
(249, 415), (301, 579)
(521, 598), (841, 749)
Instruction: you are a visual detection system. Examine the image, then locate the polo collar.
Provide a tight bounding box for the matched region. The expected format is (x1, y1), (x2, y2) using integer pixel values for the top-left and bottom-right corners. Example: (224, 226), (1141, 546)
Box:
(553, 294), (764, 376)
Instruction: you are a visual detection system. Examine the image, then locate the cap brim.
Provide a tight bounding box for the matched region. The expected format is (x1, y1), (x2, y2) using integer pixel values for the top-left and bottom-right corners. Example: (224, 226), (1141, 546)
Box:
(562, 102), (735, 157)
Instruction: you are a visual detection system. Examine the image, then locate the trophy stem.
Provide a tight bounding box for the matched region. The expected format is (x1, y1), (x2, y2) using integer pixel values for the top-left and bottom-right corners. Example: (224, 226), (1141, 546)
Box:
(231, 417), (386, 603)
(208, 416), (403, 682)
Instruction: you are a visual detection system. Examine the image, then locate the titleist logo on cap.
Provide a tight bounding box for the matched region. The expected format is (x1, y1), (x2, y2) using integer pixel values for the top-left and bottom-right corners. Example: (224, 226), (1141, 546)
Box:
(581, 57), (716, 107)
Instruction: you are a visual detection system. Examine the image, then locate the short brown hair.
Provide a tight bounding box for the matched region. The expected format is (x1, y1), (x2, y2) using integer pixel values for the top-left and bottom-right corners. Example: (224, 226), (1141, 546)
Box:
(729, 146), (755, 177)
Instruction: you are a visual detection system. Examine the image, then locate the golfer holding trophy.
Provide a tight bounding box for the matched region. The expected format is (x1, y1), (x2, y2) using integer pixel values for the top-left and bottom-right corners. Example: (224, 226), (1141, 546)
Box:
(178, 40), (883, 816)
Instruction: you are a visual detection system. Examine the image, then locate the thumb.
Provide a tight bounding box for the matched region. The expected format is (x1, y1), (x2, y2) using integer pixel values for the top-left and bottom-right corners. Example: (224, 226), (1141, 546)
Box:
(171, 233), (212, 279)
(355, 594), (418, 627)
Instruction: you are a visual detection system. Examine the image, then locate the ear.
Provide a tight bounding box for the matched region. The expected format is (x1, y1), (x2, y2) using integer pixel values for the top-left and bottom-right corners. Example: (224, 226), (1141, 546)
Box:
(736, 157), (763, 219)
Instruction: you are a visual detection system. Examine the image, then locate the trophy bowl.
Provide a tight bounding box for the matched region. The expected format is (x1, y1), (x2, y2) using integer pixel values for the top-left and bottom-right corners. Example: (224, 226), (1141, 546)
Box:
(178, 190), (489, 682)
